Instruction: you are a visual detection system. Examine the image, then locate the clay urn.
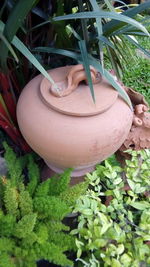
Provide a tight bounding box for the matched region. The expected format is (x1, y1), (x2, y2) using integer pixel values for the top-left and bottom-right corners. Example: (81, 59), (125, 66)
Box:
(17, 64), (133, 176)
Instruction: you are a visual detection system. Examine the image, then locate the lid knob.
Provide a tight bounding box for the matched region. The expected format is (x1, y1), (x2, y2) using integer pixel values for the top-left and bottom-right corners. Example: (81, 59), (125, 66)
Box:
(50, 64), (101, 97)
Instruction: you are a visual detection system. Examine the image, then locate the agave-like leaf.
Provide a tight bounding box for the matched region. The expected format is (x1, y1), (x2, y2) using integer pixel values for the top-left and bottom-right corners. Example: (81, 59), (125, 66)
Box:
(103, 1), (150, 36)
(0, 31), (18, 62)
(66, 25), (81, 40)
(97, 35), (115, 49)
(0, 0), (36, 70)
(33, 46), (132, 108)
(79, 40), (95, 102)
(54, 11), (149, 36)
(89, 0), (104, 67)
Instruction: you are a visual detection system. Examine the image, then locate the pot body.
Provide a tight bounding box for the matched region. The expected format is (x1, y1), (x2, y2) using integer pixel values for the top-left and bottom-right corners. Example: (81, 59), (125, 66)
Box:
(17, 67), (133, 176)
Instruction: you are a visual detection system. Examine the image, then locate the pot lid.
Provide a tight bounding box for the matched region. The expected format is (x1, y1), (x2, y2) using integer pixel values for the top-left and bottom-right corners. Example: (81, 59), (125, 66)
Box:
(39, 65), (118, 117)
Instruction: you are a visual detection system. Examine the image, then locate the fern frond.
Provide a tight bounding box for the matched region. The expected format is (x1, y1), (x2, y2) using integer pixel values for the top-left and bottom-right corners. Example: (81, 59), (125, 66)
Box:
(35, 178), (51, 197)
(26, 156), (40, 196)
(60, 181), (89, 206)
(33, 196), (70, 220)
(0, 214), (16, 237)
(19, 190), (33, 217)
(0, 253), (16, 267)
(13, 214), (37, 238)
(4, 181), (19, 217)
(3, 142), (23, 186)
(34, 242), (73, 267)
(49, 169), (72, 196)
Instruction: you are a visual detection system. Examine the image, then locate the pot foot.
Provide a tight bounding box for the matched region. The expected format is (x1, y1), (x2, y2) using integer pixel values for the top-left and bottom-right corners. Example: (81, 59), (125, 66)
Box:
(41, 164), (86, 186)
(44, 160), (95, 177)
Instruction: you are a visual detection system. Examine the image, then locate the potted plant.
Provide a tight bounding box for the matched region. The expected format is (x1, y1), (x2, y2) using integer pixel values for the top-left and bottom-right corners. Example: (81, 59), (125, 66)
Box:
(15, 1), (150, 176)
(0, 0), (149, 157)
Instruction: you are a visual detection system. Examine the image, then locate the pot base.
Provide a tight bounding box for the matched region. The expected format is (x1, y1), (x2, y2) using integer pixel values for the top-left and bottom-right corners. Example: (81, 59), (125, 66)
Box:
(44, 160), (95, 177)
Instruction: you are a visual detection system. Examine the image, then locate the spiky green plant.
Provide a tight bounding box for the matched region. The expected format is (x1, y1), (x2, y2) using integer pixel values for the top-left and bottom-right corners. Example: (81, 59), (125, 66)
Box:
(0, 142), (89, 267)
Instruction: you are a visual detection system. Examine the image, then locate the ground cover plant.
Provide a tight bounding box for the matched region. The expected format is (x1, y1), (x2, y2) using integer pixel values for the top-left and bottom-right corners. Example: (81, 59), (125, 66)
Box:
(71, 150), (150, 267)
(0, 1), (150, 152)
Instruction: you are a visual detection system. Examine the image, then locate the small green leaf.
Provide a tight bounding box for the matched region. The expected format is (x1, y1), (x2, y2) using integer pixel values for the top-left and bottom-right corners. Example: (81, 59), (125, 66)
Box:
(127, 179), (136, 191)
(113, 178), (122, 185)
(82, 209), (93, 216)
(116, 244), (124, 255)
(112, 258), (121, 267)
(130, 201), (150, 210)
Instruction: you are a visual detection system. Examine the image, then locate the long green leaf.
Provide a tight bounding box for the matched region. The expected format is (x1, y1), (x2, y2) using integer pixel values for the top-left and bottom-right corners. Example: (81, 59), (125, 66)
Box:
(89, 55), (132, 108)
(97, 35), (115, 49)
(0, 0), (37, 70)
(0, 31), (18, 62)
(89, 0), (104, 67)
(12, 38), (59, 88)
(33, 46), (132, 108)
(54, 11), (149, 36)
(103, 1), (150, 36)
(79, 40), (95, 102)
(0, 20), (58, 89)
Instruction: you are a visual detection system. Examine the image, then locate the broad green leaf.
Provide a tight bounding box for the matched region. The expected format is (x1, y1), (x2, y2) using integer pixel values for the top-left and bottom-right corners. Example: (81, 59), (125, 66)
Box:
(54, 11), (149, 36)
(130, 201), (150, 210)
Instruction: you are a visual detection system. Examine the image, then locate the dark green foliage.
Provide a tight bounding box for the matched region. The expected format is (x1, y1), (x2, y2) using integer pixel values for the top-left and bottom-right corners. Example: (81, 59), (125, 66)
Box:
(0, 144), (89, 267)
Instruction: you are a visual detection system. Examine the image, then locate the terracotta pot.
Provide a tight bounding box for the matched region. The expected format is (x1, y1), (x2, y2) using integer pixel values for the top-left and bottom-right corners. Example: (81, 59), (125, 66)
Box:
(17, 65), (133, 176)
